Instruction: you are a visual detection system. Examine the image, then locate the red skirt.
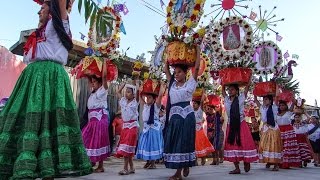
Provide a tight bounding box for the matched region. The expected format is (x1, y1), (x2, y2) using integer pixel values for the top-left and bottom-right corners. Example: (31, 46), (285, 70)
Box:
(224, 121), (258, 163)
(296, 134), (313, 161)
(115, 120), (138, 158)
(195, 124), (215, 157)
(279, 125), (301, 168)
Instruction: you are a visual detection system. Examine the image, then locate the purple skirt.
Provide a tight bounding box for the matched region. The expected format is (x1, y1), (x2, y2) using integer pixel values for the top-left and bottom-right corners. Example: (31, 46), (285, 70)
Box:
(82, 108), (111, 163)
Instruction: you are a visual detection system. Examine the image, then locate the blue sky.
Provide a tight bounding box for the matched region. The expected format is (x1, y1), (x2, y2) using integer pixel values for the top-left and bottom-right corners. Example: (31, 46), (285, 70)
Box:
(0, 0), (319, 105)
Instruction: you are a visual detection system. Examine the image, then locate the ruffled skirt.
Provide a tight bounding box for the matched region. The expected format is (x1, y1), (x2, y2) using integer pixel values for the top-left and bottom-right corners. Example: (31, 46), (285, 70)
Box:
(258, 125), (282, 164)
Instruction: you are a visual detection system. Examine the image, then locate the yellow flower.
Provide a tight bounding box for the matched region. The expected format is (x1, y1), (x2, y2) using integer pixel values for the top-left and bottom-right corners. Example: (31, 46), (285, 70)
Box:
(195, 0), (203, 4)
(192, 10), (199, 16)
(166, 6), (172, 13)
(143, 72), (149, 79)
(134, 62), (143, 69)
(177, 26), (182, 33)
(170, 25), (175, 32)
(186, 19), (192, 28)
(198, 28), (206, 37)
(167, 17), (172, 24)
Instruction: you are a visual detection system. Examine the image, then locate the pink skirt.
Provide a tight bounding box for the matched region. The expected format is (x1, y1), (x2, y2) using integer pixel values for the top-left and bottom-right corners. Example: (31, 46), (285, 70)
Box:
(279, 125), (301, 168)
(82, 109), (111, 163)
(115, 120), (138, 158)
(296, 134), (313, 161)
(224, 121), (258, 163)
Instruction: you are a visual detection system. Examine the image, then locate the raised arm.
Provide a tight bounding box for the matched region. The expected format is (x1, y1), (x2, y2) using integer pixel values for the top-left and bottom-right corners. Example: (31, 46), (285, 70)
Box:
(102, 60), (108, 90)
(59, 0), (69, 20)
(117, 82), (125, 99)
(135, 80), (140, 102)
(164, 61), (172, 82)
(156, 82), (166, 107)
(254, 95), (261, 108)
(139, 85), (146, 106)
(192, 45), (201, 81)
(221, 85), (227, 98)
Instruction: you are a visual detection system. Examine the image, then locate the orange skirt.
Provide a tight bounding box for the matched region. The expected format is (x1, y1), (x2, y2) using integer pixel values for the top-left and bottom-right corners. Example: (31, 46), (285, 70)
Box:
(195, 124), (215, 158)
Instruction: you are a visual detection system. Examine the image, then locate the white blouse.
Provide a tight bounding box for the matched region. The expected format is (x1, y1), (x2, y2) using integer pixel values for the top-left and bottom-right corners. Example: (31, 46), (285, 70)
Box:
(169, 76), (197, 104)
(276, 111), (293, 126)
(294, 124), (309, 134)
(119, 97), (139, 122)
(24, 19), (71, 65)
(142, 104), (160, 122)
(224, 93), (246, 123)
(87, 86), (108, 110)
(260, 105), (278, 123)
(194, 108), (203, 123)
(308, 124), (320, 142)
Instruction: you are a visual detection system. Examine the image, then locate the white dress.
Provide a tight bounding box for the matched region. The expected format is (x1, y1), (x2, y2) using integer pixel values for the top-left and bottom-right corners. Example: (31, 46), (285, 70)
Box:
(119, 97), (139, 128)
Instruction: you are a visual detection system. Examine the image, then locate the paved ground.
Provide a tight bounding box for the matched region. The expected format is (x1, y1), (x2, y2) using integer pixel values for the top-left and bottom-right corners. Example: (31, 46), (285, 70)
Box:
(63, 157), (320, 180)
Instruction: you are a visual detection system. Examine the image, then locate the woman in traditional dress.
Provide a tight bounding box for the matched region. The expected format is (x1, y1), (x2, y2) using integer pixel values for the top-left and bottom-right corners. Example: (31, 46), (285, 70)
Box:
(81, 62), (111, 172)
(293, 113), (313, 167)
(276, 100), (301, 168)
(0, 1), (92, 179)
(163, 46), (200, 180)
(115, 81), (139, 175)
(193, 96), (215, 166)
(222, 84), (258, 174)
(136, 82), (166, 169)
(255, 95), (282, 171)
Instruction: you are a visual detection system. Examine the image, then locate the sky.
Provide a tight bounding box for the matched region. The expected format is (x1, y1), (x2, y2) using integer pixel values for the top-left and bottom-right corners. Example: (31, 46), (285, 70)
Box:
(0, 0), (319, 105)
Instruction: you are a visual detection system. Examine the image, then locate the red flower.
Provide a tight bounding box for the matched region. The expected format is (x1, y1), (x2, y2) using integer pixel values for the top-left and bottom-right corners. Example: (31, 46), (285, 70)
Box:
(191, 14), (196, 21)
(193, 33), (199, 38)
(169, 1), (173, 6)
(194, 4), (201, 11)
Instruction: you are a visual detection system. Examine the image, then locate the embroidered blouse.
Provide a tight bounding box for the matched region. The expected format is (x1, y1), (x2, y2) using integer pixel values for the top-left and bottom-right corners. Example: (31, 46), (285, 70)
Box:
(224, 92), (246, 123)
(24, 19), (71, 65)
(260, 105), (278, 123)
(87, 86), (108, 110)
(169, 76), (197, 104)
(119, 97), (139, 122)
(142, 104), (160, 122)
(276, 111), (294, 126)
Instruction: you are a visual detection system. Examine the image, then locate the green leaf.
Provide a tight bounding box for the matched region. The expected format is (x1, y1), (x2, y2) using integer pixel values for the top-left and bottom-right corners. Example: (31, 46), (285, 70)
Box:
(78, 0), (83, 13)
(96, 12), (102, 35)
(90, 7), (97, 28)
(84, 0), (90, 23)
(85, 1), (94, 23)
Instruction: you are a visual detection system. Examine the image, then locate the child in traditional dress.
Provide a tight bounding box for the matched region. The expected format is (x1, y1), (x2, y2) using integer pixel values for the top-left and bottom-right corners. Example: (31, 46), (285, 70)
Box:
(116, 81), (139, 175)
(293, 113), (313, 167)
(81, 64), (111, 172)
(276, 100), (301, 168)
(112, 111), (123, 154)
(136, 82), (166, 169)
(222, 84), (258, 174)
(193, 95), (215, 166)
(255, 95), (282, 171)
(307, 115), (320, 167)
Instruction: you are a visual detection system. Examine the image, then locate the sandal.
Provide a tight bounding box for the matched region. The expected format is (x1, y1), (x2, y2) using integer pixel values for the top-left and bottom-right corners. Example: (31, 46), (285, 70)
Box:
(94, 168), (105, 173)
(129, 169), (135, 174)
(266, 163), (271, 168)
(148, 164), (156, 169)
(210, 162), (217, 165)
(229, 169), (241, 174)
(303, 161), (308, 167)
(244, 163), (250, 172)
(272, 165), (279, 171)
(143, 162), (151, 169)
(201, 158), (206, 166)
(118, 169), (129, 175)
(182, 167), (190, 177)
(169, 176), (182, 180)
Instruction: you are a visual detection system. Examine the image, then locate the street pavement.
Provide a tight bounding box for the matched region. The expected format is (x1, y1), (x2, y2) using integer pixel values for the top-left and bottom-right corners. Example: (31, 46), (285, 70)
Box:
(64, 157), (320, 180)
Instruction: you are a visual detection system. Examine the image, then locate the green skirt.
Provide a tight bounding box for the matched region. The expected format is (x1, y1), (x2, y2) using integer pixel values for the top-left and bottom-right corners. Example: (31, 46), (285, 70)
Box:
(0, 61), (92, 179)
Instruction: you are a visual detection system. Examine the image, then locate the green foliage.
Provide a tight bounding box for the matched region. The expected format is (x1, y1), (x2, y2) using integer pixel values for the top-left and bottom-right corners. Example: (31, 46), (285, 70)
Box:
(78, 0), (114, 38)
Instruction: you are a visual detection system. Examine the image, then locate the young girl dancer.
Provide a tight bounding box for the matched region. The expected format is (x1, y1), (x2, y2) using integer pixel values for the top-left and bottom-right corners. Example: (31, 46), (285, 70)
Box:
(136, 82), (166, 169)
(163, 46), (200, 180)
(276, 100), (301, 168)
(255, 95), (282, 171)
(293, 113), (313, 167)
(82, 62), (111, 172)
(222, 84), (258, 174)
(193, 95), (215, 166)
(116, 81), (139, 175)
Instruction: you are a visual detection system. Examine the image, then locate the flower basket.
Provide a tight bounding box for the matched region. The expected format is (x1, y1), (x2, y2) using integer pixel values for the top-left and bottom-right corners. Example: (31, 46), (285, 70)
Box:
(141, 79), (160, 96)
(219, 67), (252, 85)
(165, 41), (197, 67)
(277, 90), (294, 103)
(206, 94), (221, 107)
(192, 88), (203, 101)
(253, 81), (277, 97)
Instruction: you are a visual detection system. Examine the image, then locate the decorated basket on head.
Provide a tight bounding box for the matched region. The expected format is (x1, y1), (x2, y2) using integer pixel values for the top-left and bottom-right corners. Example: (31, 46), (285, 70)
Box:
(253, 81), (277, 97)
(164, 0), (206, 67)
(206, 94), (221, 108)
